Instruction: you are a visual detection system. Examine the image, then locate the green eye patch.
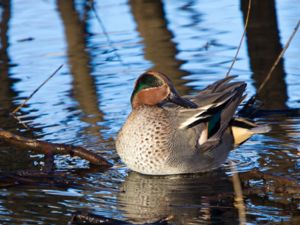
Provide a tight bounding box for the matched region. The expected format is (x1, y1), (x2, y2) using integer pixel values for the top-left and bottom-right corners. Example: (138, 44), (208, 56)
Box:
(132, 74), (164, 98)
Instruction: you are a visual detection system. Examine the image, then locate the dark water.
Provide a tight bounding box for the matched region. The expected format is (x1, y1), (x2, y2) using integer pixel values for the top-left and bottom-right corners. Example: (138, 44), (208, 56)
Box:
(0, 0), (299, 224)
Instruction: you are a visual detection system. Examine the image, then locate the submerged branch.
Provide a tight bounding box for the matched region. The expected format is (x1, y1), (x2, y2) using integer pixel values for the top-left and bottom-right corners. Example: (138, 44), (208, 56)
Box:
(0, 129), (112, 167)
(70, 212), (170, 225)
(240, 169), (299, 187)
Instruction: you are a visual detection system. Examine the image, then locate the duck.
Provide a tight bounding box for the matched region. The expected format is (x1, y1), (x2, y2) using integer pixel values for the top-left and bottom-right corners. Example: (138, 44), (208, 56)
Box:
(116, 71), (270, 175)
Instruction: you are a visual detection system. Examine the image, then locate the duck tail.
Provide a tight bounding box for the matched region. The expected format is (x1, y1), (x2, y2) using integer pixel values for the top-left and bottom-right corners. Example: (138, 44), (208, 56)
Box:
(230, 117), (271, 145)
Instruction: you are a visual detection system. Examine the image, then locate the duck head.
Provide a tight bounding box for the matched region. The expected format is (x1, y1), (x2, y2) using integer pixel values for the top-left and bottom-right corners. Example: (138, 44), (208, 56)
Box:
(131, 71), (197, 109)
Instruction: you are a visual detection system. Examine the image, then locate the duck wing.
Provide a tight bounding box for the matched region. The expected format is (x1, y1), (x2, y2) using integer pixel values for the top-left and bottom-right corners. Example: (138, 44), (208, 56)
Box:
(174, 76), (247, 152)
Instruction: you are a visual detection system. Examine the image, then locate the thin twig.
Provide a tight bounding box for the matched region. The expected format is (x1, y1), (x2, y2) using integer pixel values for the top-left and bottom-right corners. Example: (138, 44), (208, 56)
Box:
(238, 20), (300, 117)
(230, 161), (246, 225)
(225, 0), (251, 77)
(257, 19), (300, 93)
(89, 1), (126, 66)
(11, 114), (31, 130)
(11, 64), (63, 114)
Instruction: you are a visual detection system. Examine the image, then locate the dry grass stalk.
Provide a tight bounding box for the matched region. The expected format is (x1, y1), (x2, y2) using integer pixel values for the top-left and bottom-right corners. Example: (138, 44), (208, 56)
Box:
(89, 2), (126, 66)
(230, 161), (246, 225)
(11, 64), (63, 115)
(226, 0), (252, 77)
(257, 19), (300, 94)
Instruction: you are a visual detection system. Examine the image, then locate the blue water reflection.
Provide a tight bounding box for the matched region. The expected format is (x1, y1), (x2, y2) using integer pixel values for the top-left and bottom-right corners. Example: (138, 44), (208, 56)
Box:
(0, 0), (299, 224)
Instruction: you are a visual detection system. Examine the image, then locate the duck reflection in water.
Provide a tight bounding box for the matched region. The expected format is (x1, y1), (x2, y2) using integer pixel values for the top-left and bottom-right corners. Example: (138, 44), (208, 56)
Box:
(117, 170), (237, 224)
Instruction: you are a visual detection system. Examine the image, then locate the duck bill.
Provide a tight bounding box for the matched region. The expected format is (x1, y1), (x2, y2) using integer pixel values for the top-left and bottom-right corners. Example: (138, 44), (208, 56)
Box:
(169, 93), (198, 108)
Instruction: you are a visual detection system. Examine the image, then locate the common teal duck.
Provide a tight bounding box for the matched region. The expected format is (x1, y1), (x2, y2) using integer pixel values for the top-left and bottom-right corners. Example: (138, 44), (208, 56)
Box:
(116, 71), (269, 175)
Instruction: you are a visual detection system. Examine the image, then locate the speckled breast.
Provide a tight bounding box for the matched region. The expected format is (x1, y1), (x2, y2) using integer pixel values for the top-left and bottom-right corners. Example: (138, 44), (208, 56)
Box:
(116, 106), (174, 174)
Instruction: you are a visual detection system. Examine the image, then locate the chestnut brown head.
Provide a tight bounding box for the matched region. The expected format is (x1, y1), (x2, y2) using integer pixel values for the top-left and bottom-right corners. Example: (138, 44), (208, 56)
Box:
(131, 71), (197, 109)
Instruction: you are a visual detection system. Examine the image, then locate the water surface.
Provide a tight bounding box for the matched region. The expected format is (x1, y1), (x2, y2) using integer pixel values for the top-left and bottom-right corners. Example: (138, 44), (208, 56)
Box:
(0, 0), (299, 224)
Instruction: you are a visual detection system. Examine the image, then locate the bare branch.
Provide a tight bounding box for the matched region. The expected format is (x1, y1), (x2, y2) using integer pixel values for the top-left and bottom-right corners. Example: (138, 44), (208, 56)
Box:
(0, 129), (112, 167)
